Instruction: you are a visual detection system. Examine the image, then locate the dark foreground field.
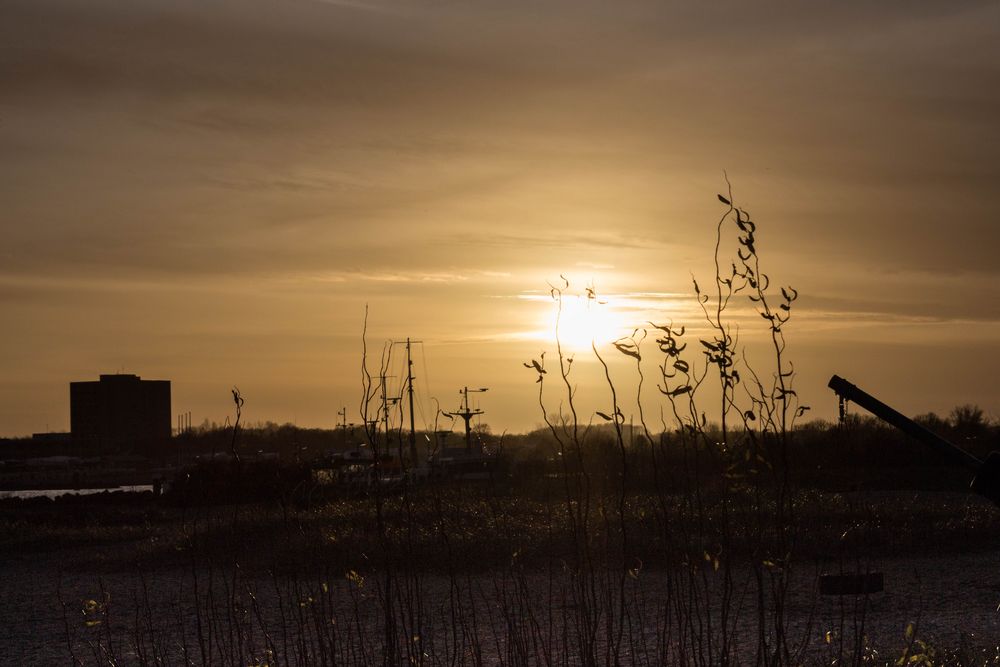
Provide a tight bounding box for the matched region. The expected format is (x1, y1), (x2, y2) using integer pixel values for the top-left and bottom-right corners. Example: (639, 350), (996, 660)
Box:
(3, 485), (1000, 665)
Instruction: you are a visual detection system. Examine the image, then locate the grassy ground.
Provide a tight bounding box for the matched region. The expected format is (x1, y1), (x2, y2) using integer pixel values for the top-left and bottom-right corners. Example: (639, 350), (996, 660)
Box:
(4, 486), (1000, 573)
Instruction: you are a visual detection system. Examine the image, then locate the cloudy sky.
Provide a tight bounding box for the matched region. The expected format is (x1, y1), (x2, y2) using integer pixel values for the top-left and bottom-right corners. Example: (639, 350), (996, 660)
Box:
(2, 0), (998, 436)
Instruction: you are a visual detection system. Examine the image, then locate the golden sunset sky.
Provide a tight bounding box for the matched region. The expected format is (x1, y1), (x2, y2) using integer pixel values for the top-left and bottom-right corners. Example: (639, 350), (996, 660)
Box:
(2, 0), (998, 436)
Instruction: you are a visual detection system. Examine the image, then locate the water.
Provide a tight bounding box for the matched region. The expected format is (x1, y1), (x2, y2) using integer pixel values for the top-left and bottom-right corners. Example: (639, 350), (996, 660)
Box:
(6, 551), (1000, 665)
(0, 485), (154, 499)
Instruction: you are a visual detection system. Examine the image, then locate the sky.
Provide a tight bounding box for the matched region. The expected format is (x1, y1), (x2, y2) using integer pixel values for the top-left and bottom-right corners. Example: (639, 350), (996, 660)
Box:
(1, 0), (999, 437)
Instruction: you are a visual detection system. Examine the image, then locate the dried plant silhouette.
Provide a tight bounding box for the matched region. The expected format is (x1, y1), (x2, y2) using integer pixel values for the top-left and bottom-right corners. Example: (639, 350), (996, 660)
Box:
(518, 182), (814, 664)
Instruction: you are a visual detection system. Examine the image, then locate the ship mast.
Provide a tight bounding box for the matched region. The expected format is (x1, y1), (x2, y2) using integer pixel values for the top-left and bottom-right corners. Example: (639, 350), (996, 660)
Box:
(456, 386), (488, 452)
(392, 337), (422, 465)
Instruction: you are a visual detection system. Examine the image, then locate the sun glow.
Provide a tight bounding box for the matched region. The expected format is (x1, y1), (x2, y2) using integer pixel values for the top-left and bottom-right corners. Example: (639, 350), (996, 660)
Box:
(547, 293), (630, 353)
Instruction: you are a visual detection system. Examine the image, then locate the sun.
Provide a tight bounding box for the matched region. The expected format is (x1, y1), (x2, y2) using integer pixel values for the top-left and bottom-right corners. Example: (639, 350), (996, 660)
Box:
(546, 293), (629, 353)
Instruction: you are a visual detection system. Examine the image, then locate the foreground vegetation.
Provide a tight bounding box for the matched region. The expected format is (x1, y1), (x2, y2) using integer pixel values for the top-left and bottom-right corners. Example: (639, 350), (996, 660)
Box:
(5, 476), (1000, 665)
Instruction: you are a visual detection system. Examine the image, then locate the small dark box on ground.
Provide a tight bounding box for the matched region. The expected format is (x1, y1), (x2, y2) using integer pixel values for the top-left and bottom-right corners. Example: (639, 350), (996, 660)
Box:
(819, 572), (884, 595)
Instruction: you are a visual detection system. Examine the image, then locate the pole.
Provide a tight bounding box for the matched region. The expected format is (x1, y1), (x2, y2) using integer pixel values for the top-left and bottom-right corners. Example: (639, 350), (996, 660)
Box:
(407, 338), (417, 465)
(381, 374), (390, 461)
(463, 386), (472, 452)
(337, 406), (347, 449)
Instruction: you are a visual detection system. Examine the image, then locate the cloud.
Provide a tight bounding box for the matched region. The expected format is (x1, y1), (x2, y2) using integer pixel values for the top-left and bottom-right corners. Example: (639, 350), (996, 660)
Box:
(311, 271), (470, 284)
